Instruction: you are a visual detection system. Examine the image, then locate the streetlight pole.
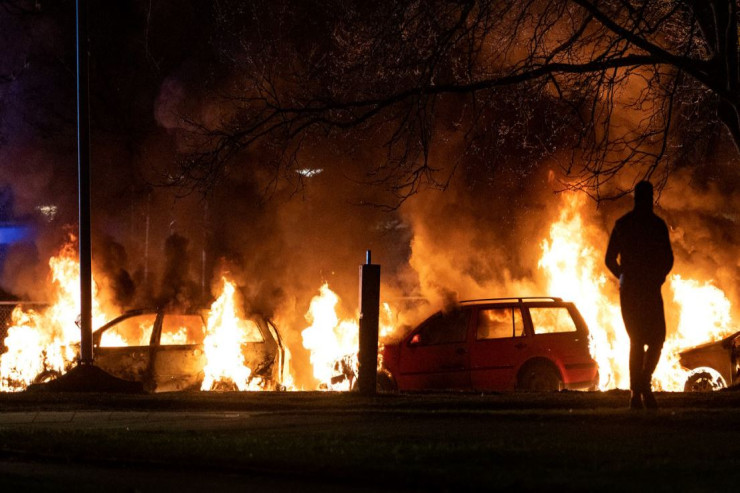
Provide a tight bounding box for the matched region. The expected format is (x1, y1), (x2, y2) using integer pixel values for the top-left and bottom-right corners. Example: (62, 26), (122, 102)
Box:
(77, 0), (93, 365)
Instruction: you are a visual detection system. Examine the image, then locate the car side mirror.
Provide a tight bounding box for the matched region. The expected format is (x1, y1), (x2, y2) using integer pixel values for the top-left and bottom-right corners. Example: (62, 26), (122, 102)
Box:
(409, 333), (421, 346)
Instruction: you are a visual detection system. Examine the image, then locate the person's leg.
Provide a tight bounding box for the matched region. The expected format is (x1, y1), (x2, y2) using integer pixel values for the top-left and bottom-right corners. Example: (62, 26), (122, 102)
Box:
(641, 290), (667, 409)
(629, 338), (645, 409)
(621, 286), (645, 409)
(640, 339), (664, 409)
(643, 341), (663, 384)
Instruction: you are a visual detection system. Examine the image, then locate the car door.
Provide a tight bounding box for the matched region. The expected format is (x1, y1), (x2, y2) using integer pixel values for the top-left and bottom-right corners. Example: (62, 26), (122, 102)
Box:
(94, 312), (159, 383)
(149, 313), (207, 392)
(397, 308), (472, 390)
(526, 304), (586, 361)
(469, 304), (529, 390)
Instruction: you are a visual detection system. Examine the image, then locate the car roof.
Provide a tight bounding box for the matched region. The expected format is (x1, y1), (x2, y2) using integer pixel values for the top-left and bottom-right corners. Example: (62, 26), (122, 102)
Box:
(459, 297), (565, 305)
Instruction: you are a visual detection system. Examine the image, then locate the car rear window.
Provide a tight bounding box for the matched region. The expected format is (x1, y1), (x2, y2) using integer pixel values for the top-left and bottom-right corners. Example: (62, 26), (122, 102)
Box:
(411, 309), (469, 345)
(100, 313), (157, 347)
(477, 307), (524, 339)
(161, 314), (206, 345)
(529, 306), (577, 334)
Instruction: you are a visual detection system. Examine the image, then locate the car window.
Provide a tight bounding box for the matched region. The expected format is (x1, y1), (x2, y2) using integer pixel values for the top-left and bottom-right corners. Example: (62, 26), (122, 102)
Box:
(529, 307), (577, 334)
(477, 307), (524, 339)
(411, 309), (469, 345)
(100, 313), (157, 347)
(241, 319), (265, 343)
(160, 314), (206, 345)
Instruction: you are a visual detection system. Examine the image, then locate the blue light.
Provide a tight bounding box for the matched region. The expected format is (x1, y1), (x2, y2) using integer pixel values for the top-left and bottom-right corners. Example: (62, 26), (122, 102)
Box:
(0, 224), (34, 244)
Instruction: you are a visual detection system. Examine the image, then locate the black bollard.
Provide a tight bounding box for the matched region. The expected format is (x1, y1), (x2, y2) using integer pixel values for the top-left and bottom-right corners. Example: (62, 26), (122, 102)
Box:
(358, 250), (380, 395)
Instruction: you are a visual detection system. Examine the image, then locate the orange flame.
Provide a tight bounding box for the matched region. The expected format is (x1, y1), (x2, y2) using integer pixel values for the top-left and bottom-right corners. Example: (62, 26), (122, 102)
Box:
(201, 277), (263, 391)
(300, 283), (359, 390)
(538, 193), (737, 391)
(0, 239), (115, 391)
(653, 276), (737, 390)
(300, 283), (396, 390)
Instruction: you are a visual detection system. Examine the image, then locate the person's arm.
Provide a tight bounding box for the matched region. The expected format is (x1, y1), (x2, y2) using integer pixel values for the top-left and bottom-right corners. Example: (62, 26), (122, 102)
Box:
(605, 224), (622, 280)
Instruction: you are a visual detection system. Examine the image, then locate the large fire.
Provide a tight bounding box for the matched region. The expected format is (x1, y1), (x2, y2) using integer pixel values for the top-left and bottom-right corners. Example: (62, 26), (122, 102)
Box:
(296, 194), (739, 392)
(539, 194), (738, 391)
(1, 195), (737, 393)
(201, 277), (264, 391)
(0, 239), (116, 391)
(0, 243), (287, 392)
(300, 283), (396, 390)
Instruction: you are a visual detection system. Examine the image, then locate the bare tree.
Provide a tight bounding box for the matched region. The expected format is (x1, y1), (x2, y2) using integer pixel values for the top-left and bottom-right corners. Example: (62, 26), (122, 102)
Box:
(171, 0), (738, 204)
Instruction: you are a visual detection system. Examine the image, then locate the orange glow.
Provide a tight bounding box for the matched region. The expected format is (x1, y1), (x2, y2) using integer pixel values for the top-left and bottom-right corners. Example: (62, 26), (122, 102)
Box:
(539, 193), (628, 389)
(300, 283), (359, 390)
(201, 277), (263, 391)
(654, 276), (737, 390)
(0, 239), (116, 391)
(538, 193), (737, 391)
(300, 283), (396, 390)
(2, 196), (735, 394)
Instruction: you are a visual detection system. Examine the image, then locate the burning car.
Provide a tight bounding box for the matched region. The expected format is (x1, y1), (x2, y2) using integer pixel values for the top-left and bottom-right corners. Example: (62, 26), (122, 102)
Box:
(678, 331), (740, 391)
(35, 308), (288, 392)
(379, 297), (598, 392)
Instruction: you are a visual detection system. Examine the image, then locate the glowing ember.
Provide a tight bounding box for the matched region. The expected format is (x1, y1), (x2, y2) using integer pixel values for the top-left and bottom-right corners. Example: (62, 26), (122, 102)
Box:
(0, 239), (114, 391)
(201, 277), (263, 391)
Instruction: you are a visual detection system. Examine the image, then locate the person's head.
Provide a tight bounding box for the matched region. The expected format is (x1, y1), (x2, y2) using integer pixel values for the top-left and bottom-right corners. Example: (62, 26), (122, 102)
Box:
(634, 181), (653, 212)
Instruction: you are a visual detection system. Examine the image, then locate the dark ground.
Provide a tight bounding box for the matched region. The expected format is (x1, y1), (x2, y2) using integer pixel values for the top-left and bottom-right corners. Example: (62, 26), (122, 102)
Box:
(0, 389), (739, 492)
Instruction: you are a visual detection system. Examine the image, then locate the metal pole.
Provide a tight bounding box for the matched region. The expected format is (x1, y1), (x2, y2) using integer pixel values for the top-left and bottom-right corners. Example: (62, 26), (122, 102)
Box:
(144, 192), (150, 282)
(358, 250), (380, 395)
(77, 0), (93, 364)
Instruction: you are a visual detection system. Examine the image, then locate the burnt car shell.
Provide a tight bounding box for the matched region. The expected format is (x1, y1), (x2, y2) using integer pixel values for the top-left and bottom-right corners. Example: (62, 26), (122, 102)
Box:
(92, 308), (286, 392)
(678, 331), (740, 389)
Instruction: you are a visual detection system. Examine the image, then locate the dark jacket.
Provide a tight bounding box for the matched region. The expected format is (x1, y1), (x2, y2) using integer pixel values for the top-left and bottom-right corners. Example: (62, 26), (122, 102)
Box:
(605, 209), (673, 288)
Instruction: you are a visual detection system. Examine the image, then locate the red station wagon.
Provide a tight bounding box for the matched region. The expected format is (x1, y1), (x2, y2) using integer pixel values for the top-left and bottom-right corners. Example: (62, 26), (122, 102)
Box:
(379, 297), (599, 392)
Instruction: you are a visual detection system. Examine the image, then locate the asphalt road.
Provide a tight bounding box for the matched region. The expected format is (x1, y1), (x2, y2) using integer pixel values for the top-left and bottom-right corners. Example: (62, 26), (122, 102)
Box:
(1, 390), (739, 492)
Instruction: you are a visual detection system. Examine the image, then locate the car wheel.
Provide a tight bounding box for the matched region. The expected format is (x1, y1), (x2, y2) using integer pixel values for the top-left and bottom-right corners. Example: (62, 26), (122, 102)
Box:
(684, 368), (726, 392)
(517, 363), (563, 392)
(33, 369), (62, 384)
(376, 370), (397, 392)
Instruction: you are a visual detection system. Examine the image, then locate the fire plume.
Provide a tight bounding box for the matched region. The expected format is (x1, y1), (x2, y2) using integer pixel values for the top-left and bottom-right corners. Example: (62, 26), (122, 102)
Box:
(538, 193), (737, 391)
(299, 283), (398, 390)
(301, 283), (359, 390)
(0, 239), (115, 391)
(654, 276), (737, 390)
(201, 277), (263, 391)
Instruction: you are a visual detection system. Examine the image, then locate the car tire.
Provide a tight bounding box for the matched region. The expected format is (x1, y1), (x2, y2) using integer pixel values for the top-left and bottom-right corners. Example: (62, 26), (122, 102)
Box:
(517, 363), (563, 392)
(32, 369), (62, 384)
(684, 369), (726, 392)
(348, 370), (397, 392)
(376, 370), (397, 392)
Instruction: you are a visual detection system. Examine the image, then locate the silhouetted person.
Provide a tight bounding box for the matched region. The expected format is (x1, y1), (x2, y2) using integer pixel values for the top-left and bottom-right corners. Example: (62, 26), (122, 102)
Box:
(605, 181), (673, 410)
